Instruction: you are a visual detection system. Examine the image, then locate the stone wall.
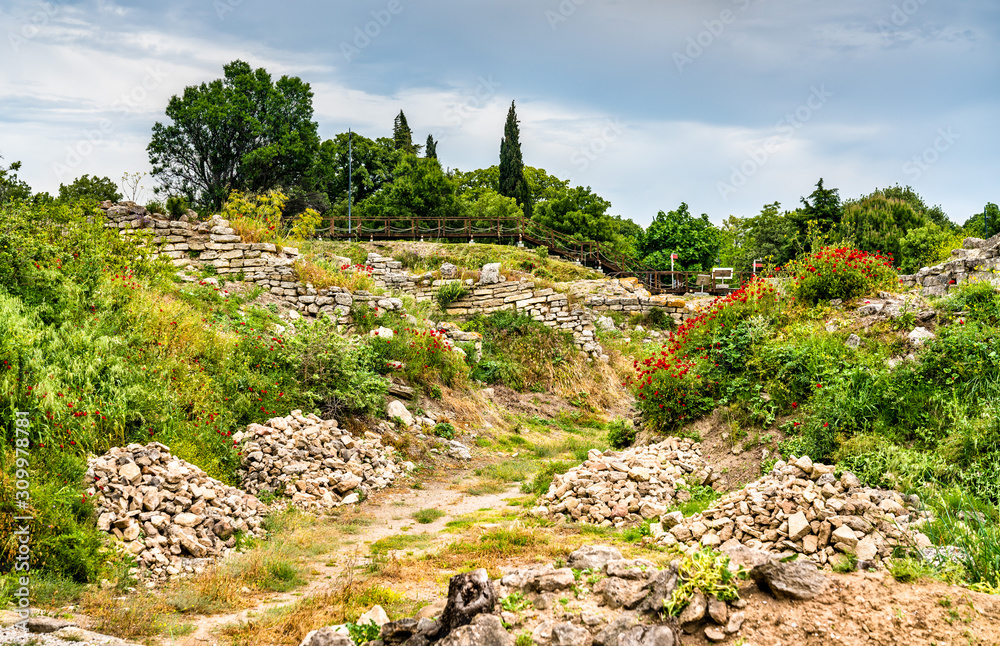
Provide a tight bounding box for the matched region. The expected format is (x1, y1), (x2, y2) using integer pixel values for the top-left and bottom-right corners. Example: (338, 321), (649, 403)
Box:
(899, 234), (1000, 297)
(100, 203), (693, 357)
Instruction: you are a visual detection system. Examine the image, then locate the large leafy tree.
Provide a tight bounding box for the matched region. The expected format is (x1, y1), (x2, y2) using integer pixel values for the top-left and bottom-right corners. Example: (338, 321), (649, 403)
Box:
(963, 202), (999, 239)
(58, 175), (121, 204)
(312, 133), (402, 206)
(532, 185), (616, 243)
(836, 187), (938, 265)
(147, 60), (320, 209)
(640, 203), (721, 271)
(498, 101), (531, 217)
(356, 156), (465, 220)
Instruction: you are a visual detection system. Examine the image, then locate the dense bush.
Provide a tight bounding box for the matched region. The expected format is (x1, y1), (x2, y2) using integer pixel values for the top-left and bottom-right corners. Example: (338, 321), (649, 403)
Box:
(786, 246), (897, 303)
(463, 311), (580, 392)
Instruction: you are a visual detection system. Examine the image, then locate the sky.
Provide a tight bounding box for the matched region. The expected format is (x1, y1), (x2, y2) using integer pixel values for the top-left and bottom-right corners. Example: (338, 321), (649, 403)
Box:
(1, 0), (997, 227)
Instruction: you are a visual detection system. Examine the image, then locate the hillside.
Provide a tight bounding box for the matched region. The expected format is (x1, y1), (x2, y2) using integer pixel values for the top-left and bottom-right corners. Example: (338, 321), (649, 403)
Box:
(2, 201), (1000, 646)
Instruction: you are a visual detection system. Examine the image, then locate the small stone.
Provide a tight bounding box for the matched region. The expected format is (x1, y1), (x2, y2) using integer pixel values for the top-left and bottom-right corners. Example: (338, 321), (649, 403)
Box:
(569, 544), (624, 570)
(707, 596), (728, 624)
(704, 626), (726, 642)
(724, 610), (745, 634)
(173, 513), (201, 527)
(787, 511), (811, 541)
(551, 622), (592, 646)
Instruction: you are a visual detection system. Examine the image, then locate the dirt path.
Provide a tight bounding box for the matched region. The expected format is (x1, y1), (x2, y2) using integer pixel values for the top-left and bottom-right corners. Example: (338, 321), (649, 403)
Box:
(169, 475), (523, 646)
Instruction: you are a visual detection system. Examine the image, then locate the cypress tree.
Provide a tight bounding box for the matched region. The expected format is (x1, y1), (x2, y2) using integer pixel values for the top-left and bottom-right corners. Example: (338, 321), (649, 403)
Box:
(498, 101), (531, 218)
(425, 134), (437, 159)
(392, 111), (419, 155)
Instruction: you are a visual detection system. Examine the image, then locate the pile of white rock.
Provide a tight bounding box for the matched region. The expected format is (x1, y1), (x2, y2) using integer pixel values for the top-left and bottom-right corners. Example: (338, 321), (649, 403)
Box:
(237, 410), (404, 509)
(658, 455), (933, 567)
(533, 438), (721, 527)
(86, 443), (267, 580)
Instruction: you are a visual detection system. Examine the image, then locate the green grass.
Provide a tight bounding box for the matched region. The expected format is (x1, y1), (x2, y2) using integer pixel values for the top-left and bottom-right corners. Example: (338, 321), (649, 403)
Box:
(370, 533), (436, 555)
(411, 508), (446, 524)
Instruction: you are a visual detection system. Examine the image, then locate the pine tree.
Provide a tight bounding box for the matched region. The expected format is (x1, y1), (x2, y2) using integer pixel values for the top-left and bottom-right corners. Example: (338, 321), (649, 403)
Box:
(392, 111), (419, 155)
(498, 101), (531, 218)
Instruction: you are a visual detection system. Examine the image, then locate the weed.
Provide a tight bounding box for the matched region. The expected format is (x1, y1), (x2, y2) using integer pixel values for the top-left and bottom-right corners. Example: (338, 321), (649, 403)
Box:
(500, 591), (532, 612)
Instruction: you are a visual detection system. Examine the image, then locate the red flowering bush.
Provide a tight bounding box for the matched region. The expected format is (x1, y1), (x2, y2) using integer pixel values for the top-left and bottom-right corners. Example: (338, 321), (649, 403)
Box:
(631, 275), (782, 432)
(786, 246), (897, 304)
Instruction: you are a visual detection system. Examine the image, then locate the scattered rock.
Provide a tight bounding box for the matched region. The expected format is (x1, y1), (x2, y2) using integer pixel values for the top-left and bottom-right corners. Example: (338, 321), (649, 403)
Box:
(431, 569), (497, 639)
(387, 400), (415, 426)
(299, 626), (353, 646)
(28, 617), (75, 634)
(662, 457), (929, 568)
(908, 327), (936, 346)
(437, 614), (511, 646)
(678, 591), (707, 630)
(537, 438), (717, 527)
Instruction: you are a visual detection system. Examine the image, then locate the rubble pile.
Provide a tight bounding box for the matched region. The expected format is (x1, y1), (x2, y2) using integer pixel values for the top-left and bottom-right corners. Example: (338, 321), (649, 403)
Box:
(534, 438), (721, 526)
(659, 455), (933, 566)
(86, 443), (266, 580)
(238, 410), (404, 509)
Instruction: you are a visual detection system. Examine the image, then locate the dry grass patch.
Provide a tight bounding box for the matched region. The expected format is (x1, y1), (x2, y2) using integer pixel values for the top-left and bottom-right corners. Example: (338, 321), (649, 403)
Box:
(222, 577), (420, 646)
(81, 588), (194, 641)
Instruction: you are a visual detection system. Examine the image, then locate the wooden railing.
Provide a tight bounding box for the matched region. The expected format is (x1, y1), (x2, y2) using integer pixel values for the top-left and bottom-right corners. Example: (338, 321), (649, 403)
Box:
(327, 216), (745, 295)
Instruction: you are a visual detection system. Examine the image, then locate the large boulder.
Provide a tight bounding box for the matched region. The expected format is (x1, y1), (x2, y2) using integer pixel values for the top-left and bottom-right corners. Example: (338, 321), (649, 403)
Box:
(480, 263), (502, 285)
(430, 569), (497, 639)
(567, 544), (623, 570)
(750, 560), (829, 600)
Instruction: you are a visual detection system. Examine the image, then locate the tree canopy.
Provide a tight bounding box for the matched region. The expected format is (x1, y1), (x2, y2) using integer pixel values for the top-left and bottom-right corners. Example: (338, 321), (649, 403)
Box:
(58, 175), (121, 204)
(0, 156), (31, 204)
(640, 203), (721, 271)
(147, 60), (320, 209)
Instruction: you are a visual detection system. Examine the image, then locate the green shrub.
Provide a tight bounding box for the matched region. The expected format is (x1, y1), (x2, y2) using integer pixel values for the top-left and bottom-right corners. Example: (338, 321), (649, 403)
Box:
(465, 311), (580, 393)
(165, 196), (188, 219)
(433, 422), (455, 439)
(606, 418), (636, 449)
(936, 280), (1000, 325)
(347, 621), (381, 644)
(435, 282), (468, 310)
